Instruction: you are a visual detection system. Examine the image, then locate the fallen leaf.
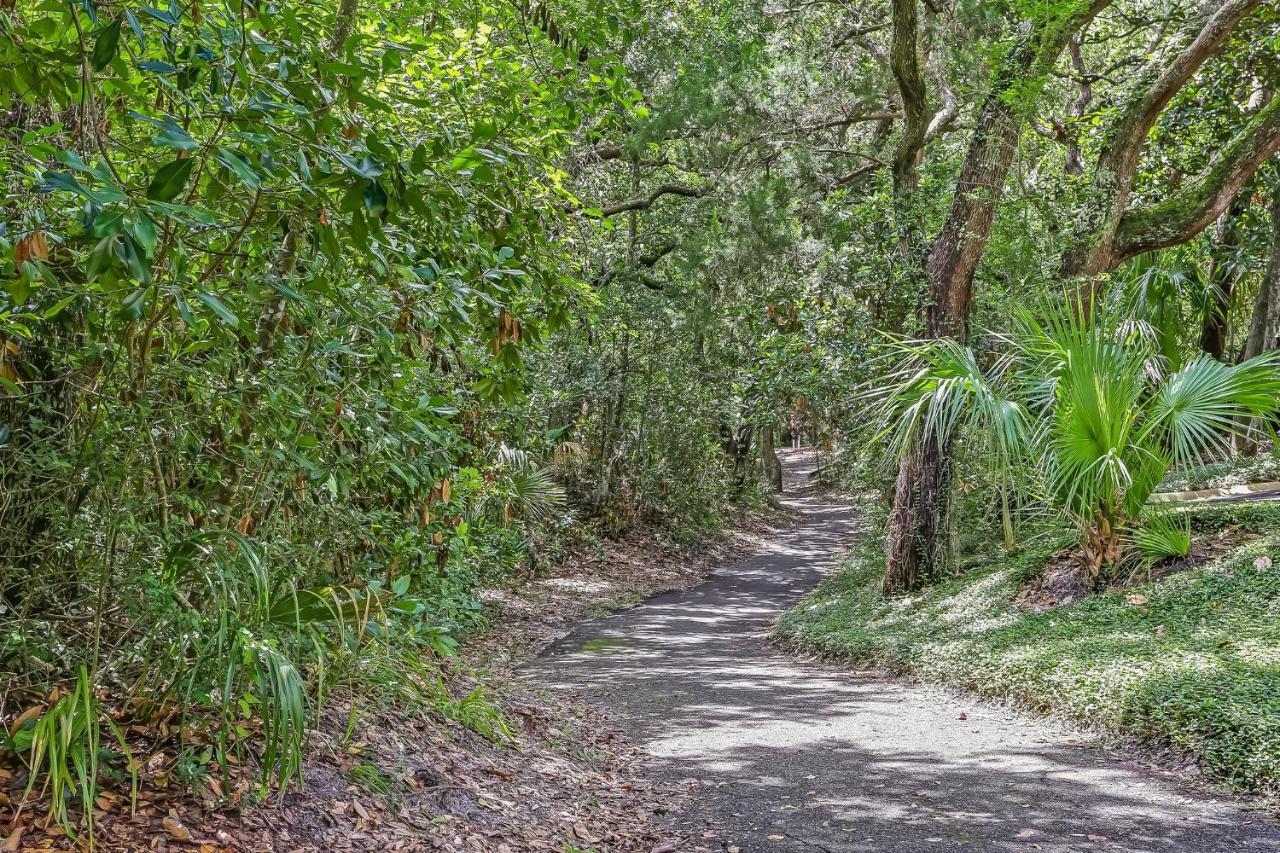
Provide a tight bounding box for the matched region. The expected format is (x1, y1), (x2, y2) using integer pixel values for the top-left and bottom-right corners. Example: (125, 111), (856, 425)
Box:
(9, 705), (42, 734)
(2, 826), (23, 852)
(164, 816), (193, 841)
(1126, 594), (1148, 605)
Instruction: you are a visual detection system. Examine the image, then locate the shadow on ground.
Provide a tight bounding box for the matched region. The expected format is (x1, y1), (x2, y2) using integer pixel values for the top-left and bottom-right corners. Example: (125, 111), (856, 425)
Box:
(525, 451), (1280, 852)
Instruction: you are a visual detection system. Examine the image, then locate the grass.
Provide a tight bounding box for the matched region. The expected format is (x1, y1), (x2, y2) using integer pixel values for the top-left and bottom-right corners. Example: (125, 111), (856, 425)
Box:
(778, 501), (1280, 795)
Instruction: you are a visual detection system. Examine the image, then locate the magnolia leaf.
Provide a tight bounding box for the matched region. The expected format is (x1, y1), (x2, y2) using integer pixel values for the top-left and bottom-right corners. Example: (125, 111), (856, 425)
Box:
(91, 19), (122, 71)
(147, 158), (194, 202)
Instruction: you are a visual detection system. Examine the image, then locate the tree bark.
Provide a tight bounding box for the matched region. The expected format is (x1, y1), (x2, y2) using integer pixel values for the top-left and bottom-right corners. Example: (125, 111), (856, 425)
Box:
(884, 429), (949, 594)
(1241, 184), (1280, 361)
(1236, 183), (1280, 451)
(1109, 95), (1280, 265)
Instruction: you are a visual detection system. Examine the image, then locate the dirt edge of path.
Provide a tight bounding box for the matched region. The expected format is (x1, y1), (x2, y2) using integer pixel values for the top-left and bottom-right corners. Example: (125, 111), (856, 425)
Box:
(2, 498), (802, 851)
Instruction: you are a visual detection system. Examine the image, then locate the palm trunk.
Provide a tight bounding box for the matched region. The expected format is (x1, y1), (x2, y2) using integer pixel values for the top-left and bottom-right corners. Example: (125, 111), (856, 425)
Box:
(884, 429), (950, 594)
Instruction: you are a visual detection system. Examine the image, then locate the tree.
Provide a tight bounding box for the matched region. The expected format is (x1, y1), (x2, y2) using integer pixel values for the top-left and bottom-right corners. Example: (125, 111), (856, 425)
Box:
(882, 0), (1280, 593)
(878, 309), (1280, 577)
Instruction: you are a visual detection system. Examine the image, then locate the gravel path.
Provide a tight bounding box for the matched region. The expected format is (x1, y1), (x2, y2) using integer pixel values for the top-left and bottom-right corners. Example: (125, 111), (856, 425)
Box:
(526, 454), (1280, 852)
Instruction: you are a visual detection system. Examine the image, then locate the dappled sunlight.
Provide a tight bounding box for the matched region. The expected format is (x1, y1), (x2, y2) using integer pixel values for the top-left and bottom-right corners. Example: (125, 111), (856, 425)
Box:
(526, 478), (1280, 851)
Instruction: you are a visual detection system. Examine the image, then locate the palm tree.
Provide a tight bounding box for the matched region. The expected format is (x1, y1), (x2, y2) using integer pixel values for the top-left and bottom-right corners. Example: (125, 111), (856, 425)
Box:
(877, 307), (1280, 580)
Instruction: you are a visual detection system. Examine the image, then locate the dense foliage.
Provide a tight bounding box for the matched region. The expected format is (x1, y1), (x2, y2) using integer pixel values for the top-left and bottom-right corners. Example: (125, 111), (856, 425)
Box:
(3, 0), (1280, 837)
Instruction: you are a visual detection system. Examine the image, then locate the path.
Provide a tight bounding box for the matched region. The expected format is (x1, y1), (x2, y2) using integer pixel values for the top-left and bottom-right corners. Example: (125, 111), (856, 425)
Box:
(526, 452), (1280, 852)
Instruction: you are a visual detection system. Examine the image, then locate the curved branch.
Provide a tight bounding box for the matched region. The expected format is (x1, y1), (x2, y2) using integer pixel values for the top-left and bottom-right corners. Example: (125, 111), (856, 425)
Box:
(595, 184), (712, 218)
(594, 242), (678, 289)
(1063, 0), (1266, 277)
(1103, 0), (1262, 179)
(1110, 96), (1280, 266)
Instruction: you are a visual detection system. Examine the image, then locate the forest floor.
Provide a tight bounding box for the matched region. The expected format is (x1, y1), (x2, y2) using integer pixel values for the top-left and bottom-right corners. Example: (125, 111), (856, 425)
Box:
(0, 491), (792, 851)
(527, 451), (1280, 852)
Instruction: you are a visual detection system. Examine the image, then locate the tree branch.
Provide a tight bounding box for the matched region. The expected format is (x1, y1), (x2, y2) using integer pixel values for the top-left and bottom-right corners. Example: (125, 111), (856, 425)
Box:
(796, 111), (901, 132)
(1110, 95), (1280, 266)
(1099, 0), (1261, 185)
(890, 0), (928, 192)
(594, 242), (678, 289)
(595, 184), (712, 218)
(1062, 0), (1265, 278)
(831, 22), (888, 51)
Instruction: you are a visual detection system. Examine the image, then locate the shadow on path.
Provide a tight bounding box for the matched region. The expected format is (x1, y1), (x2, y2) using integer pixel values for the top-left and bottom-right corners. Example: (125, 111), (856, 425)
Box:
(525, 451), (1280, 852)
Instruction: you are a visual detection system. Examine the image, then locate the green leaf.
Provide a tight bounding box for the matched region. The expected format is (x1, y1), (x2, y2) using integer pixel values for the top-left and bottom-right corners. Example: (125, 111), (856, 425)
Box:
(153, 121), (198, 152)
(127, 215), (157, 257)
(43, 295), (78, 319)
(147, 158), (194, 202)
(215, 147), (261, 190)
(91, 19), (122, 71)
(195, 291), (239, 327)
(335, 153), (383, 179)
(118, 287), (148, 320)
(85, 236), (118, 281)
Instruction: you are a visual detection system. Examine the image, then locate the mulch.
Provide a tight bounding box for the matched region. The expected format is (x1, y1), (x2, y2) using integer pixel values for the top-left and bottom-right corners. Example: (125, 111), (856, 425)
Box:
(1016, 525), (1258, 612)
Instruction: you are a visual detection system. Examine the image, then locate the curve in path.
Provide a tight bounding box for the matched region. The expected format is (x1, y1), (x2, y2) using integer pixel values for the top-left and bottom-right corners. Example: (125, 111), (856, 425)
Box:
(526, 453), (1280, 852)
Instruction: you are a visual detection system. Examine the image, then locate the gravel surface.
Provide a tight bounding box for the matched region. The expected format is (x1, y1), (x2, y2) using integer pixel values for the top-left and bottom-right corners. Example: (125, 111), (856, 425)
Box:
(526, 452), (1280, 852)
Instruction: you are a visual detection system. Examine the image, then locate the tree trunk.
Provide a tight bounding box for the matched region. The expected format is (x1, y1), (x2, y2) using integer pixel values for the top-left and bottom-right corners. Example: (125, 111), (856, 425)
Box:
(1200, 199), (1247, 360)
(762, 426), (783, 493)
(731, 423), (755, 494)
(593, 329), (630, 516)
(1241, 186), (1280, 361)
(1236, 185), (1280, 452)
(884, 428), (949, 595)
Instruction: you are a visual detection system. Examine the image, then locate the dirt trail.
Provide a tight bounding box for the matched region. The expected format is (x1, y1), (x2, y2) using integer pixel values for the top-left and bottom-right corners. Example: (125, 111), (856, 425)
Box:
(525, 451), (1280, 852)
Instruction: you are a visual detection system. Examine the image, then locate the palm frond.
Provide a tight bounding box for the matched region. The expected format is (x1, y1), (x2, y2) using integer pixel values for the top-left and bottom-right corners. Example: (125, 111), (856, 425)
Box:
(496, 444), (567, 525)
(875, 337), (1026, 466)
(1128, 510), (1192, 568)
(1142, 352), (1280, 469)
(1044, 325), (1146, 519)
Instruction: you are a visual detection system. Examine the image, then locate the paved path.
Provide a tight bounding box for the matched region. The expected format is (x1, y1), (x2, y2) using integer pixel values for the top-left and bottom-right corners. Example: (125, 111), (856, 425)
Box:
(527, 455), (1280, 852)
